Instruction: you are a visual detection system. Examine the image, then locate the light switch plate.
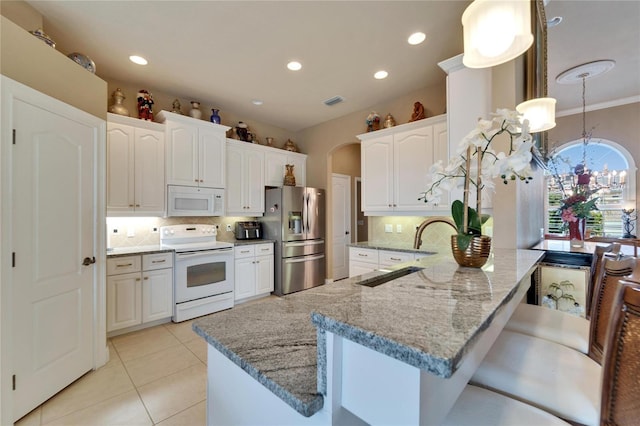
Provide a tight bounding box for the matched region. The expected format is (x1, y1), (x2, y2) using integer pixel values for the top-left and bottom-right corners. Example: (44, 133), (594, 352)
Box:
(396, 224), (402, 233)
(384, 224), (392, 233)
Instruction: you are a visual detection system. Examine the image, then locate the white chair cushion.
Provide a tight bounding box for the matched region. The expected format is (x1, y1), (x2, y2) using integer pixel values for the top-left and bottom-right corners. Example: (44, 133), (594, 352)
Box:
(470, 330), (601, 426)
(505, 303), (590, 353)
(443, 385), (571, 426)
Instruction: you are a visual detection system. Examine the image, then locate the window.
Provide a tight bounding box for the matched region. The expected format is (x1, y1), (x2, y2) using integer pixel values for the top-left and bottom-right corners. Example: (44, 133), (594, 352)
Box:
(546, 139), (636, 238)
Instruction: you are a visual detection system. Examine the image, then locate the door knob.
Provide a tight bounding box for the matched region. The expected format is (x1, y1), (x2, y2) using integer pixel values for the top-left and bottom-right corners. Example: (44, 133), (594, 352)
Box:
(82, 256), (96, 266)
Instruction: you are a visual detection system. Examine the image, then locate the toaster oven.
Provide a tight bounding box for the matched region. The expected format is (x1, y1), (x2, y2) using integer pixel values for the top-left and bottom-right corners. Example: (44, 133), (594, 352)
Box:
(235, 221), (262, 240)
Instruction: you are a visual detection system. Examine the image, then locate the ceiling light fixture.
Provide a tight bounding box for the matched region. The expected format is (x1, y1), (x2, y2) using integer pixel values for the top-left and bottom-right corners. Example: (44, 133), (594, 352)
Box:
(516, 97), (556, 133)
(461, 0), (533, 69)
(374, 70), (388, 80)
(129, 55), (148, 65)
(287, 61), (302, 71)
(252, 99), (263, 106)
(407, 32), (426, 45)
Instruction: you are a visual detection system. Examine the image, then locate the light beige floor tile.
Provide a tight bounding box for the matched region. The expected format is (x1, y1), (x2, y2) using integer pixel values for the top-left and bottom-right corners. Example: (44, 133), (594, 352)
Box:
(43, 390), (152, 426)
(123, 344), (203, 387)
(156, 401), (206, 426)
(163, 319), (199, 343)
(41, 362), (134, 424)
(111, 325), (181, 362)
(137, 364), (207, 423)
(15, 405), (41, 426)
(183, 337), (208, 364)
(104, 341), (122, 368)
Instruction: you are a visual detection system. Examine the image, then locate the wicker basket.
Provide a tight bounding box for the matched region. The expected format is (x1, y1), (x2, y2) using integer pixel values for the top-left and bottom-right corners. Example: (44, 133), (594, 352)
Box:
(451, 235), (492, 268)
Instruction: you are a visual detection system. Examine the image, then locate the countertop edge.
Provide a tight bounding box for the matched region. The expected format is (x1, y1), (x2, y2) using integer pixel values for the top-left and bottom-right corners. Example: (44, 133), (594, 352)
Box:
(347, 241), (436, 255)
(192, 323), (324, 417)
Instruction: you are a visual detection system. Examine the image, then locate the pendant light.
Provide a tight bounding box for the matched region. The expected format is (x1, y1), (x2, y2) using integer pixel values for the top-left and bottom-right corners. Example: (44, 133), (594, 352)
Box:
(516, 97), (556, 133)
(462, 0), (534, 68)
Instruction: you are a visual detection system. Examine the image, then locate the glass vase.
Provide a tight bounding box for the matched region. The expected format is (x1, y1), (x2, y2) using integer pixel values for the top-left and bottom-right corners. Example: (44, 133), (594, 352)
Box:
(568, 218), (587, 240)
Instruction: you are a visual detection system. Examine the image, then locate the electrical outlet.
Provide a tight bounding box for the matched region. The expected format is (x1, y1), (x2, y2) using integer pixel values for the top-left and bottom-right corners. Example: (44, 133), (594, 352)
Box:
(226, 224), (232, 232)
(111, 228), (119, 234)
(396, 224), (402, 233)
(151, 227), (159, 233)
(384, 224), (392, 233)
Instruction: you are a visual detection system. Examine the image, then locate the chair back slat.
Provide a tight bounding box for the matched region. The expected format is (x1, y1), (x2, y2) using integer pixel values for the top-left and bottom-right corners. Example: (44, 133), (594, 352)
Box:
(600, 280), (640, 426)
(588, 256), (635, 364)
(588, 243), (620, 319)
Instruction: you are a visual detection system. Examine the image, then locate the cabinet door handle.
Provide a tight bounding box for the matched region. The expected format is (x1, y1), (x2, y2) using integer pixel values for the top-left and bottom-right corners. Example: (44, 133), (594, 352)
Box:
(194, 179), (199, 183)
(135, 204), (140, 207)
(116, 263), (133, 268)
(152, 259), (166, 264)
(358, 253), (368, 257)
(136, 278), (141, 281)
(241, 250), (250, 253)
(390, 257), (401, 261)
(82, 256), (96, 266)
(143, 276), (149, 280)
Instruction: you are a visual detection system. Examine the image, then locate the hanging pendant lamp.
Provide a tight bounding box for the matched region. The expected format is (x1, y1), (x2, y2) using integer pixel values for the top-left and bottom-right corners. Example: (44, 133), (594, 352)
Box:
(516, 97), (556, 133)
(462, 0), (534, 68)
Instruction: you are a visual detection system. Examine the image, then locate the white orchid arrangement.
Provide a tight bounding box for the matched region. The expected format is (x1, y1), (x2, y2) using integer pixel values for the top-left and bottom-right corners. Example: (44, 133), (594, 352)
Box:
(419, 109), (534, 250)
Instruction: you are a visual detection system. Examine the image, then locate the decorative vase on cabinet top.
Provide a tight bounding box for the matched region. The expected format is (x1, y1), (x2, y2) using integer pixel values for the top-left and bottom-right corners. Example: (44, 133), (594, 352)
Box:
(109, 88), (129, 116)
(210, 109), (221, 124)
(67, 52), (96, 73)
(189, 101), (202, 119)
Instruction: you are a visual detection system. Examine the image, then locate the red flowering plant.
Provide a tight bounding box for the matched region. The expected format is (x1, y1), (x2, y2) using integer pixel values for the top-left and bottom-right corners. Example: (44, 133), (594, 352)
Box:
(555, 163), (599, 228)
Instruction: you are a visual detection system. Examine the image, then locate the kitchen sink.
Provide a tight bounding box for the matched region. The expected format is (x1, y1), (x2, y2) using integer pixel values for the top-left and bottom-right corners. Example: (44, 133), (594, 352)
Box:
(356, 266), (424, 287)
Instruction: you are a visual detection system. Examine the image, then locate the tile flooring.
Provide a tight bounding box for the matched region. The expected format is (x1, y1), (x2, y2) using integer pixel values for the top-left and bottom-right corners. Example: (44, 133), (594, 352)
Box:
(16, 319), (208, 426)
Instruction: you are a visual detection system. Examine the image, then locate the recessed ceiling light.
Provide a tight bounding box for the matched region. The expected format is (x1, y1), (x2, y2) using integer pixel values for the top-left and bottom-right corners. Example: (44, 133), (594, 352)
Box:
(408, 32), (426, 45)
(374, 70), (388, 80)
(252, 99), (263, 106)
(129, 55), (148, 65)
(287, 61), (302, 71)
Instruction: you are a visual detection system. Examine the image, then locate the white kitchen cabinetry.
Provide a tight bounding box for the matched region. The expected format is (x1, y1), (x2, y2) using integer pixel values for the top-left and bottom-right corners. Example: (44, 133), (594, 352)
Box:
(264, 150), (307, 187)
(226, 139), (265, 215)
(348, 247), (379, 278)
(157, 110), (230, 189)
(349, 247), (426, 277)
(357, 115), (447, 215)
(107, 252), (174, 334)
(106, 113), (165, 216)
(234, 243), (274, 302)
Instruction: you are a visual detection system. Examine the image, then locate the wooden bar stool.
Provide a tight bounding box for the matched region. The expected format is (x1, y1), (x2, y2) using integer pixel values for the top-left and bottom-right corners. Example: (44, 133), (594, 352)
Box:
(469, 256), (637, 425)
(504, 243), (619, 353)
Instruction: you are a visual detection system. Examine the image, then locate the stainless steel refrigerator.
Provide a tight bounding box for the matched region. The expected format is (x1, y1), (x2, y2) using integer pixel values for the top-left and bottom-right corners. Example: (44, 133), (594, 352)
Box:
(262, 187), (326, 295)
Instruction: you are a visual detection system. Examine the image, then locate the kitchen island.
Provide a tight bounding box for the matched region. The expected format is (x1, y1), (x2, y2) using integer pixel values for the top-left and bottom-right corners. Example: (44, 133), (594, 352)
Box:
(193, 248), (544, 425)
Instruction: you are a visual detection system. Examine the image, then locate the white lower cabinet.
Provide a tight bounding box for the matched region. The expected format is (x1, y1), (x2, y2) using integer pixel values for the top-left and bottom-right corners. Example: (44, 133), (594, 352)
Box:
(349, 247), (424, 277)
(234, 243), (274, 302)
(348, 247), (379, 278)
(107, 252), (174, 333)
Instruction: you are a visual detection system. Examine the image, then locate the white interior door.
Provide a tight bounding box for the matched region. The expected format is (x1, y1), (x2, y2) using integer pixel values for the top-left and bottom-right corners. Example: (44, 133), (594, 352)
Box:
(11, 96), (96, 420)
(332, 173), (351, 280)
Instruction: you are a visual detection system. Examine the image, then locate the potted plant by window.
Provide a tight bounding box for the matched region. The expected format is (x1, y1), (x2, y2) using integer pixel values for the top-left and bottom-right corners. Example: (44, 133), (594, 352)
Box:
(420, 109), (534, 267)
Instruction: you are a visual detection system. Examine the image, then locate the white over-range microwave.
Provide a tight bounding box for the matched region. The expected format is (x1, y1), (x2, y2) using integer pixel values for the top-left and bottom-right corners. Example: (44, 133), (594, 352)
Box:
(167, 185), (224, 217)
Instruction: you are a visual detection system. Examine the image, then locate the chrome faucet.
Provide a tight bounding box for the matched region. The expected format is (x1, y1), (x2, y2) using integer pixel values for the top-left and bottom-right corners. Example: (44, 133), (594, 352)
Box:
(413, 217), (457, 249)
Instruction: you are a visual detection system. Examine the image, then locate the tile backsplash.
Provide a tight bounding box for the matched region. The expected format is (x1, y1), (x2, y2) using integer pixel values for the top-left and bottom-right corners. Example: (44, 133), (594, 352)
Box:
(106, 216), (256, 248)
(367, 216), (494, 248)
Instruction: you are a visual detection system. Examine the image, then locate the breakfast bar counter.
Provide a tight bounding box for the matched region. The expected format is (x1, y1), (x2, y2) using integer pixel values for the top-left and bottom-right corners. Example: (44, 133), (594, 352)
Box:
(193, 248), (544, 425)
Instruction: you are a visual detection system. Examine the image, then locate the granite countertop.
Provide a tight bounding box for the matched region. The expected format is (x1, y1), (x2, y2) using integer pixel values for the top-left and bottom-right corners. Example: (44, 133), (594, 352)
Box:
(106, 245), (172, 257)
(229, 238), (276, 246)
(193, 248), (544, 418)
(347, 240), (438, 255)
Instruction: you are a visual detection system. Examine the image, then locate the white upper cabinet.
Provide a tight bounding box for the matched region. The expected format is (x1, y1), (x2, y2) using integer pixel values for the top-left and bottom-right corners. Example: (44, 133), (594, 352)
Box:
(264, 150), (307, 187)
(358, 115), (448, 215)
(157, 110), (230, 189)
(107, 113), (165, 216)
(226, 139), (265, 216)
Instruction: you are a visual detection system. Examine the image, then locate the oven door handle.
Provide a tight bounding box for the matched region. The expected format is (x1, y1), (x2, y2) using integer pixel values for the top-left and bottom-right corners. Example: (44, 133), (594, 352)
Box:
(175, 248), (233, 258)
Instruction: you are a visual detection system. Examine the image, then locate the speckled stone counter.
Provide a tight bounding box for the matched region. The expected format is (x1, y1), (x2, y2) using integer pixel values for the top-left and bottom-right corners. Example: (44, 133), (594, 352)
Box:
(347, 240), (438, 255)
(106, 245), (172, 257)
(193, 248), (544, 418)
(230, 238), (276, 246)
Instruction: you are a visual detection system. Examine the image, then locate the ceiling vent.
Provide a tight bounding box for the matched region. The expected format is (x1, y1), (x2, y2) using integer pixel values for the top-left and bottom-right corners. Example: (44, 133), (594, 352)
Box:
(323, 96), (344, 106)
